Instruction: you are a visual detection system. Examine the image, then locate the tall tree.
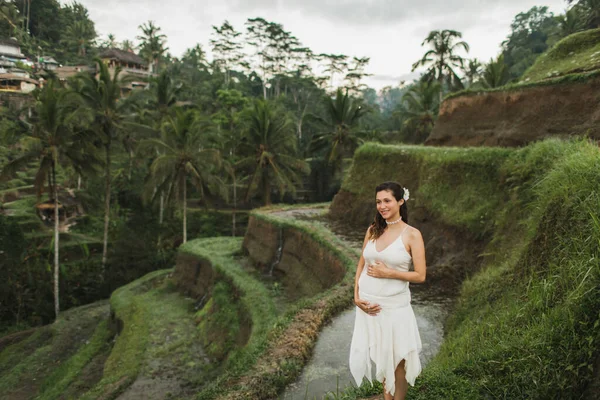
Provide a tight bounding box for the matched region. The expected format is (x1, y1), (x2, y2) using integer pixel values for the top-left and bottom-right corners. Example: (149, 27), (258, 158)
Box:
(0, 1), (23, 37)
(210, 20), (244, 86)
(502, 6), (559, 80)
(58, 1), (96, 60)
(137, 20), (168, 74)
(101, 33), (118, 49)
(237, 99), (309, 205)
(344, 56), (371, 95)
(320, 53), (349, 91)
(121, 39), (135, 52)
(411, 29), (469, 102)
(482, 54), (510, 88)
(147, 71), (180, 224)
(211, 89), (248, 235)
(16, 0), (61, 42)
(400, 80), (441, 143)
(265, 22), (300, 97)
(310, 88), (367, 172)
(462, 58), (483, 87)
(556, 7), (585, 36)
(142, 109), (226, 243)
(245, 17), (272, 99)
(1, 80), (95, 319)
(567, 0), (600, 28)
(74, 60), (133, 273)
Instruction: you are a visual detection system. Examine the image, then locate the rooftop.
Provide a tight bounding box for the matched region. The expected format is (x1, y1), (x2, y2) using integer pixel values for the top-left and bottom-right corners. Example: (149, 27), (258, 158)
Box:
(99, 48), (146, 66)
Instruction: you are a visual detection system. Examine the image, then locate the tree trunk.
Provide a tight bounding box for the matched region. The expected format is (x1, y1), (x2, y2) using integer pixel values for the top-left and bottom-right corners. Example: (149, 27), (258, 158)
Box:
(101, 142), (111, 276)
(262, 83), (267, 100)
(128, 150), (133, 181)
(183, 177), (187, 244)
(159, 191), (164, 225)
(263, 174), (271, 206)
(52, 162), (60, 319)
(232, 172), (236, 237)
(77, 174), (82, 190)
(26, 0), (31, 34)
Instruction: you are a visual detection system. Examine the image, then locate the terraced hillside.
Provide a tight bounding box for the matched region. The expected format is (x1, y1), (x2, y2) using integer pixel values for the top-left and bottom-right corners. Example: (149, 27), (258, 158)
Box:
(426, 28), (600, 147)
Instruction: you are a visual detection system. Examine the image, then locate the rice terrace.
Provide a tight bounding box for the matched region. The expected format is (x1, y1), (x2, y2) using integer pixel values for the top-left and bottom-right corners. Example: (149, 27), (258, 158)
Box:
(0, 1), (599, 399)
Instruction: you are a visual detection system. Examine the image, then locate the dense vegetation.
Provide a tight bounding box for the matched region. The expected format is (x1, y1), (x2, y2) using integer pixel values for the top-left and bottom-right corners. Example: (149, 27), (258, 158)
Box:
(1, 0), (599, 388)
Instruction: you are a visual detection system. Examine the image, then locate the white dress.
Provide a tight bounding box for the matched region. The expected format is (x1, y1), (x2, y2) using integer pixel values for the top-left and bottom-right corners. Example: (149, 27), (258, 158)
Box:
(349, 224), (422, 395)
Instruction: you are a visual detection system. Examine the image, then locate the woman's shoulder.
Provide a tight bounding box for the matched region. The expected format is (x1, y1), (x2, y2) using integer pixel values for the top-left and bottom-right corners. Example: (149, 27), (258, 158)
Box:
(405, 224), (423, 241)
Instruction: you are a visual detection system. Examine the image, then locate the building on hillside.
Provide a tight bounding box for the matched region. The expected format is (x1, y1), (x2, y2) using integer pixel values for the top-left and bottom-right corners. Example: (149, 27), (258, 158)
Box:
(54, 65), (94, 82)
(0, 73), (39, 93)
(98, 48), (152, 91)
(0, 56), (16, 72)
(0, 38), (26, 63)
(39, 56), (59, 71)
(35, 194), (83, 230)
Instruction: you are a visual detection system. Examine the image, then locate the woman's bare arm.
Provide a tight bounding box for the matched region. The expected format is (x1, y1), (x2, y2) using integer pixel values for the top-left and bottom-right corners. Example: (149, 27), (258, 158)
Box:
(354, 227), (382, 315)
(354, 227), (371, 300)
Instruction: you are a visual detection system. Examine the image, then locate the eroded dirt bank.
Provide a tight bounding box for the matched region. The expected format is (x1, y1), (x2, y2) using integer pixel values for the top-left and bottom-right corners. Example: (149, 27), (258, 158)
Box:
(427, 78), (600, 147)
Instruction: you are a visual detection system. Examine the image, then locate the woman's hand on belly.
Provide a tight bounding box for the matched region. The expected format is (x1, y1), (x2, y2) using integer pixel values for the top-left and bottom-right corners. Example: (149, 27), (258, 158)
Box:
(354, 296), (381, 316)
(367, 261), (392, 279)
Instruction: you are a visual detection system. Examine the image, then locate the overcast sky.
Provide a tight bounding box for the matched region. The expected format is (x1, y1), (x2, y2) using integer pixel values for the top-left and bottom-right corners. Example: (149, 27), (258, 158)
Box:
(72, 0), (567, 90)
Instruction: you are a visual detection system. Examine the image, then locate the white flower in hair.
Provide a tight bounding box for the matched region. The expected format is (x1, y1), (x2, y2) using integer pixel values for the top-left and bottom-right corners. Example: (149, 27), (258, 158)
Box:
(403, 188), (410, 201)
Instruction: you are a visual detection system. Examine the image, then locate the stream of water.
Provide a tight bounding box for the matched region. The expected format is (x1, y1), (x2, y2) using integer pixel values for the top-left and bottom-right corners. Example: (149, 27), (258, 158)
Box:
(275, 209), (455, 400)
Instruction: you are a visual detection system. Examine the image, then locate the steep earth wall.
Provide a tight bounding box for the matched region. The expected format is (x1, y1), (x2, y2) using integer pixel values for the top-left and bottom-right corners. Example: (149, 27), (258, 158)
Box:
(426, 77), (600, 146)
(243, 215), (346, 299)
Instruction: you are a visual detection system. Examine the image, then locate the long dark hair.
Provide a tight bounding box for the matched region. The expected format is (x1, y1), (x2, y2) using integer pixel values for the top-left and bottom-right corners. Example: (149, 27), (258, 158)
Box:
(369, 181), (408, 240)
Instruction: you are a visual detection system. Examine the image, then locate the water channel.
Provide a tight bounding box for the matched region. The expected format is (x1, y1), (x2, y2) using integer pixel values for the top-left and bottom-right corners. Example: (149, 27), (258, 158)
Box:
(274, 209), (455, 400)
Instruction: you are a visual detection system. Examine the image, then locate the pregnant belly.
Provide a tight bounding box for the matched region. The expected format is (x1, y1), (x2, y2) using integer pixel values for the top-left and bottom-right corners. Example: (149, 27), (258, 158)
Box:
(358, 271), (409, 297)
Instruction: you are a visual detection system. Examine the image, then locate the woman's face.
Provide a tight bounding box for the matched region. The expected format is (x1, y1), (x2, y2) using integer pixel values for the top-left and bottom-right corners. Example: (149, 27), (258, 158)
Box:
(376, 189), (402, 219)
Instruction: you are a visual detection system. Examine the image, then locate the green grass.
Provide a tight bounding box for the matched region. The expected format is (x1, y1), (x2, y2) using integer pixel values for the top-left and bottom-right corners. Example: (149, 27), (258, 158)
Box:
(522, 28), (600, 82)
(0, 301), (109, 399)
(179, 238), (277, 377)
(334, 138), (600, 399)
(80, 269), (171, 399)
(443, 29), (600, 101)
(36, 320), (112, 400)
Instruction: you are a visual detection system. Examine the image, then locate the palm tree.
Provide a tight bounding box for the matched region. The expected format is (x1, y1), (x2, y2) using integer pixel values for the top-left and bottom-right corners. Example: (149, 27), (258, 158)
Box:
(399, 81), (441, 142)
(121, 39), (135, 52)
(556, 7), (585, 36)
(0, 2), (23, 36)
(237, 100), (309, 205)
(102, 33), (118, 49)
(412, 30), (470, 102)
(148, 71), (180, 224)
(568, 0), (600, 29)
(142, 109), (226, 243)
(482, 54), (509, 88)
(73, 59), (133, 273)
(1, 80), (95, 319)
(63, 20), (96, 57)
(310, 88), (367, 173)
(137, 21), (168, 74)
(462, 59), (483, 87)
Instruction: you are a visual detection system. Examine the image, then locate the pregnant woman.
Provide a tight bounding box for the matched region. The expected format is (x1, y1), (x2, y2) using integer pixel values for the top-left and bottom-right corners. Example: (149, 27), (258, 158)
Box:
(349, 181), (426, 400)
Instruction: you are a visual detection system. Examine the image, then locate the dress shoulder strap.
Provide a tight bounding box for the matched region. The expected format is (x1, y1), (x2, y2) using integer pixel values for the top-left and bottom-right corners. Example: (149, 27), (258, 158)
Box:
(401, 224), (410, 235)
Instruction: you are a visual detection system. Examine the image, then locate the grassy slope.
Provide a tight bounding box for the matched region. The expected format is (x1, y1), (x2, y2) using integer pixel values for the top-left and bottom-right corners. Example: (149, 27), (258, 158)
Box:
(522, 28), (600, 82)
(78, 268), (214, 400)
(338, 139), (600, 399)
(445, 28), (600, 100)
(0, 301), (110, 400)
